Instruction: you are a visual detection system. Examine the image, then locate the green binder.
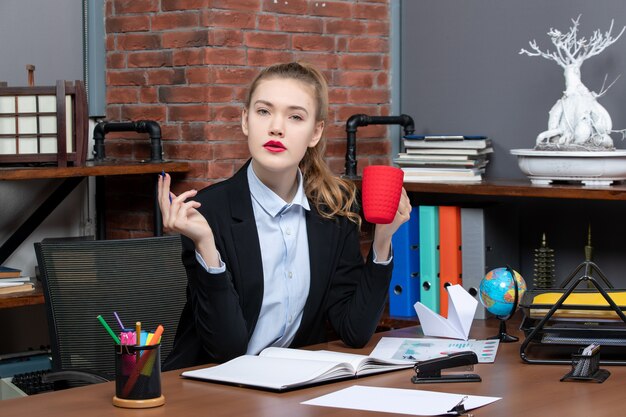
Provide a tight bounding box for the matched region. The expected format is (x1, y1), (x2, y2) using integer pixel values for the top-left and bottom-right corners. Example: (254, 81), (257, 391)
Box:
(418, 205), (440, 313)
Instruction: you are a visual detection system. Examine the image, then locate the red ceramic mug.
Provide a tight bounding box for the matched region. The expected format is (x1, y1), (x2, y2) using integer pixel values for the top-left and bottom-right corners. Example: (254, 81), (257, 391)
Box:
(362, 165), (404, 224)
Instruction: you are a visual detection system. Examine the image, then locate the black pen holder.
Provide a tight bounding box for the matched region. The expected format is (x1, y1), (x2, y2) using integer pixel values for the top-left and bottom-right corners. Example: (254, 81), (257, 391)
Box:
(112, 344), (165, 408)
(560, 347), (610, 383)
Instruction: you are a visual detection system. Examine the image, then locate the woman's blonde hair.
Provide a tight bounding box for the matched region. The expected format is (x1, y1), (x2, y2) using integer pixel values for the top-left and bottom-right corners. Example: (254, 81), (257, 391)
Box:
(245, 62), (360, 226)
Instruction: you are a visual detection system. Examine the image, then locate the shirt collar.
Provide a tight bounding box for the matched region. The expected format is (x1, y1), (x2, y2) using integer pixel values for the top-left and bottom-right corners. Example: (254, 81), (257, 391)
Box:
(247, 164), (310, 217)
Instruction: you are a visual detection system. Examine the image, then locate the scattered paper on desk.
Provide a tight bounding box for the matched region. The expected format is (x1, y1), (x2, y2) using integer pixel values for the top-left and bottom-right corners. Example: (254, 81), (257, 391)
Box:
(369, 337), (499, 363)
(414, 284), (477, 340)
(302, 385), (500, 416)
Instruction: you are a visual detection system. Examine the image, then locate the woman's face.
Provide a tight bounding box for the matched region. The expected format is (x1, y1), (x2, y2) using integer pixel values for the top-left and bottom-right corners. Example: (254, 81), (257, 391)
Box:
(242, 77), (324, 177)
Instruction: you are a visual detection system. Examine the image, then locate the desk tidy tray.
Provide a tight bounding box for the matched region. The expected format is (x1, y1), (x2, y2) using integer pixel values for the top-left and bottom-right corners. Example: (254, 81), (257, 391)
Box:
(520, 286), (626, 365)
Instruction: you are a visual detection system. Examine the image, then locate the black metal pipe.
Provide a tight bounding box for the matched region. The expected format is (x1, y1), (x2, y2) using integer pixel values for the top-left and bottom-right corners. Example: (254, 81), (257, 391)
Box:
(344, 114), (415, 178)
(92, 120), (163, 162)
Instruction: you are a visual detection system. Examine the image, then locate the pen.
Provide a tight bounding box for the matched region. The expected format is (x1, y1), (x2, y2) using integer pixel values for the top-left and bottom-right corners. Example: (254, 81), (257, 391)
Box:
(97, 315), (121, 344)
(113, 311), (125, 330)
(122, 324), (165, 397)
(161, 170), (172, 203)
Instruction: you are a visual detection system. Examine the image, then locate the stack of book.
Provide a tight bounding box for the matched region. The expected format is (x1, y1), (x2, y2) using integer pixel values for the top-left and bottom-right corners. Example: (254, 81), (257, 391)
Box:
(0, 266), (35, 295)
(393, 135), (492, 182)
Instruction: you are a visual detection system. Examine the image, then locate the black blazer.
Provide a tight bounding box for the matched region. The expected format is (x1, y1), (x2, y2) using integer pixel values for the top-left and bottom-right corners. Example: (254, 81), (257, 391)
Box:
(163, 161), (392, 370)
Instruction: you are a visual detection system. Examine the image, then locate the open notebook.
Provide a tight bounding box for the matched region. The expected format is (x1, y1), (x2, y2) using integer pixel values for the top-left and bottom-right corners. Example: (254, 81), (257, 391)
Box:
(181, 347), (412, 391)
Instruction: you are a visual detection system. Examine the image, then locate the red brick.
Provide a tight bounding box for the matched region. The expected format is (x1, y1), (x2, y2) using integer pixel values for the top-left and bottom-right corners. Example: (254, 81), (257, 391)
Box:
(353, 3), (388, 20)
(151, 12), (199, 30)
(161, 0), (209, 11)
(325, 19), (368, 35)
(160, 124), (180, 140)
(173, 49), (205, 66)
(214, 67), (257, 84)
(106, 106), (122, 120)
(186, 67), (214, 84)
(206, 160), (237, 179)
(211, 0), (260, 11)
(127, 51), (173, 68)
(121, 105), (167, 121)
(106, 15), (150, 33)
(146, 68), (186, 85)
(263, 0), (308, 15)
(336, 71), (375, 88)
(293, 52), (338, 69)
(292, 35), (334, 51)
(309, 1), (352, 17)
(162, 30), (209, 48)
(244, 32), (290, 50)
(167, 142), (214, 160)
(278, 16), (323, 33)
(347, 37), (388, 53)
(117, 33), (161, 51)
(366, 20), (389, 36)
(206, 124), (247, 141)
(247, 50), (294, 67)
(140, 87), (159, 103)
(107, 53), (126, 69)
(181, 123), (211, 141)
(208, 29), (244, 47)
(338, 54), (384, 70)
(212, 105), (242, 122)
(348, 88), (389, 104)
(257, 14), (277, 30)
(159, 85), (209, 103)
(212, 142), (250, 159)
(181, 160), (209, 179)
(168, 105), (211, 121)
(107, 86), (139, 103)
(202, 10), (256, 29)
(113, 0), (158, 14)
(107, 70), (146, 86)
(204, 48), (246, 65)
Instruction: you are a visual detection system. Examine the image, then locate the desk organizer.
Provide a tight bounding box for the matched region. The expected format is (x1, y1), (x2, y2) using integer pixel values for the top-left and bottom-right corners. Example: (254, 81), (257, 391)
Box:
(0, 80), (88, 167)
(519, 259), (626, 365)
(561, 348), (610, 383)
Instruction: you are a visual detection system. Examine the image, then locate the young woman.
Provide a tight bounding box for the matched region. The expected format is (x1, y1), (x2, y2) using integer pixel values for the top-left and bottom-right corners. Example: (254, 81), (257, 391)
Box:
(158, 62), (411, 370)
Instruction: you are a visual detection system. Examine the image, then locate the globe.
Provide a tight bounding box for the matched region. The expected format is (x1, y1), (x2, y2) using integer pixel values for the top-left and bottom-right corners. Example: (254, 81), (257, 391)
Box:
(479, 267), (527, 317)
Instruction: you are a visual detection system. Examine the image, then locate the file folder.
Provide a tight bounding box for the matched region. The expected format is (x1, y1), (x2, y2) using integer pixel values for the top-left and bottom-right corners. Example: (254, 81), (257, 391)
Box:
(438, 206), (462, 318)
(418, 206), (440, 313)
(389, 207), (420, 317)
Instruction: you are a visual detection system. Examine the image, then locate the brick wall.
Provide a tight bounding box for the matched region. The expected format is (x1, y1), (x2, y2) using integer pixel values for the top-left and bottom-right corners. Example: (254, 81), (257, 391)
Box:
(104, 0), (392, 238)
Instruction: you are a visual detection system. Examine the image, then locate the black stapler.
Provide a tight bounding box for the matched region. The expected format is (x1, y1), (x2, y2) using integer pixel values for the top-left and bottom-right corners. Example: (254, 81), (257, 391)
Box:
(411, 351), (481, 384)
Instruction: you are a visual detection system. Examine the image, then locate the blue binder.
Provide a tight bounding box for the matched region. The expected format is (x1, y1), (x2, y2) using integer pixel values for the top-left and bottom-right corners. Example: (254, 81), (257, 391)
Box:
(419, 205), (440, 313)
(388, 207), (420, 317)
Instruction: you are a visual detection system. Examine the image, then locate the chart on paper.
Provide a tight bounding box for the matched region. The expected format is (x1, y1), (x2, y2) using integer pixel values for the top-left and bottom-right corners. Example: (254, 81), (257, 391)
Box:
(370, 337), (499, 363)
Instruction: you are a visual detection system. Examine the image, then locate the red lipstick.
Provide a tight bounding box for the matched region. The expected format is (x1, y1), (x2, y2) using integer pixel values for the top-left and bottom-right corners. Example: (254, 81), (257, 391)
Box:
(263, 140), (286, 153)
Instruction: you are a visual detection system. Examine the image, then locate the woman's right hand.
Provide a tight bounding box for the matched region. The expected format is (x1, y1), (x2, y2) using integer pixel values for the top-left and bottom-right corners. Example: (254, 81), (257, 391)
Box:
(158, 173), (220, 267)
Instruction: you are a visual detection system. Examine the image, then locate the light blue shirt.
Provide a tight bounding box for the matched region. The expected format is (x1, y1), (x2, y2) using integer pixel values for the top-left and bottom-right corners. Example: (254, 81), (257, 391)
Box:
(196, 165), (392, 355)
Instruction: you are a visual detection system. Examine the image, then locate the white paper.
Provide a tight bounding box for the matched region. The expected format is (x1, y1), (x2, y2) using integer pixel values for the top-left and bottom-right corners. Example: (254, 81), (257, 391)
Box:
(369, 337), (499, 363)
(302, 385), (500, 416)
(414, 284), (477, 340)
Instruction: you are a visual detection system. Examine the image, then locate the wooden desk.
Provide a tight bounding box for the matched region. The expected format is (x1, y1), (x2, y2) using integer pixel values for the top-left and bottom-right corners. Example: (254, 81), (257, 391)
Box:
(0, 161), (189, 309)
(2, 318), (623, 416)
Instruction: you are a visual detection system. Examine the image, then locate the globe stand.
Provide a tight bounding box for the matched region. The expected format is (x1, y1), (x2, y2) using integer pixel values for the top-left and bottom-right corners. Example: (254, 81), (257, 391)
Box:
(489, 319), (518, 343)
(487, 266), (520, 343)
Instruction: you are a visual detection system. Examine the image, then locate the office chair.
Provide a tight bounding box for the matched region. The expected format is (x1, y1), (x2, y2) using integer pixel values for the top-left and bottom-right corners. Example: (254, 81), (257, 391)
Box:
(34, 235), (188, 387)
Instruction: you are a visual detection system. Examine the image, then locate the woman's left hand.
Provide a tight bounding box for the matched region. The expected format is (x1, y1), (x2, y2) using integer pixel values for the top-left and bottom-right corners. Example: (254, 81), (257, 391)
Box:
(372, 187), (411, 261)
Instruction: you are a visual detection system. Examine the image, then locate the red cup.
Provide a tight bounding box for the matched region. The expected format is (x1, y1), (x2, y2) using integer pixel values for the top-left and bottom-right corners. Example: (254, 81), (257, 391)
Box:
(362, 165), (404, 224)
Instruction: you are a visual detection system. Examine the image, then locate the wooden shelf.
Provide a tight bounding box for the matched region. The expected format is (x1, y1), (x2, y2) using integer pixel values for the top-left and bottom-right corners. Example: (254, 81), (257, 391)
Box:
(0, 281), (44, 309)
(0, 160), (189, 181)
(400, 179), (626, 201)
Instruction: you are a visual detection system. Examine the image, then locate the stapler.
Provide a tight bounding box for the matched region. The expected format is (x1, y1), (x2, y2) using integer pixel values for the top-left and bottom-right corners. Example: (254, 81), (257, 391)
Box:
(411, 351), (481, 384)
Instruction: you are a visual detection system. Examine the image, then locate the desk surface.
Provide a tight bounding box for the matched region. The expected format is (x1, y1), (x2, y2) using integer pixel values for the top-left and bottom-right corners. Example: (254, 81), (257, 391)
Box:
(2, 318), (623, 417)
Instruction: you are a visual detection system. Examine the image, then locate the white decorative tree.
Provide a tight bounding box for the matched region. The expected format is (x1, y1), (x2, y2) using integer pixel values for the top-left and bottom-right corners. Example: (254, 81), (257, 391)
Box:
(520, 16), (625, 150)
